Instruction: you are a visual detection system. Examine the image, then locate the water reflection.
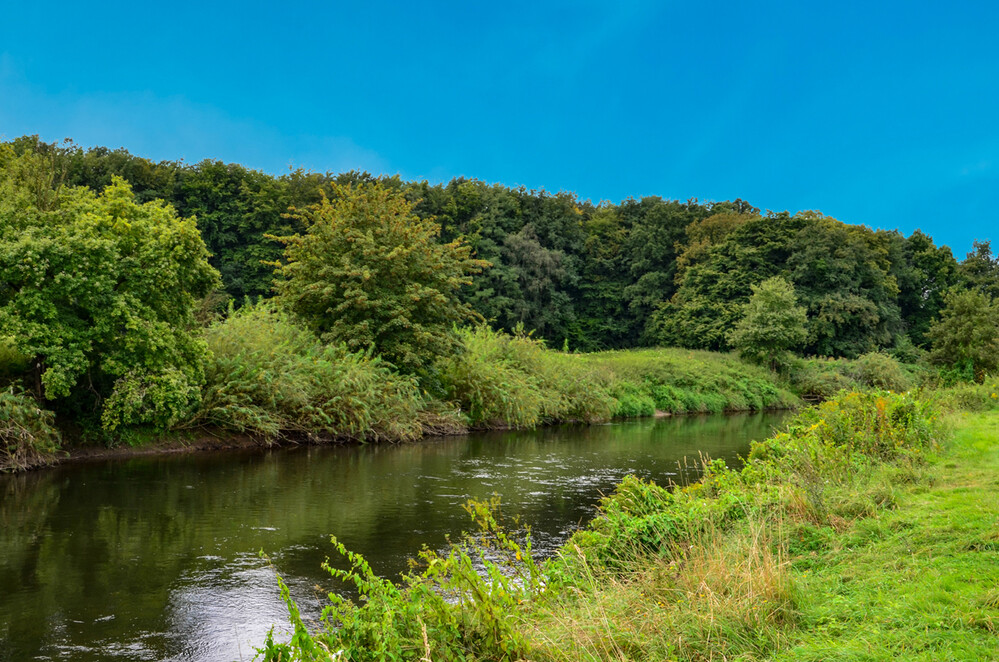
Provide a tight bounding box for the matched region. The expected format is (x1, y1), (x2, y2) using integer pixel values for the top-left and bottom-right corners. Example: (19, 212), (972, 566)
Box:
(0, 411), (788, 661)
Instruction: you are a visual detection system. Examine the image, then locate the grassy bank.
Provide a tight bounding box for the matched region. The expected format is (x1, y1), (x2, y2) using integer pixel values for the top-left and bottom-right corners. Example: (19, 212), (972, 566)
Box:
(2, 319), (799, 472)
(260, 381), (999, 661)
(440, 327), (799, 429)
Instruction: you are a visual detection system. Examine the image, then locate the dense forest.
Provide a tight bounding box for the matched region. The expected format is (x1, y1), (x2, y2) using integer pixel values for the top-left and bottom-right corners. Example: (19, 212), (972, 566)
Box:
(1, 135), (997, 467)
(7, 135), (997, 353)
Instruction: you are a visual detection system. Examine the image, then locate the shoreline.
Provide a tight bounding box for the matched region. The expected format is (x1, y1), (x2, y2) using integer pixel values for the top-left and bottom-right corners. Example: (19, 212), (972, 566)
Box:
(16, 405), (797, 473)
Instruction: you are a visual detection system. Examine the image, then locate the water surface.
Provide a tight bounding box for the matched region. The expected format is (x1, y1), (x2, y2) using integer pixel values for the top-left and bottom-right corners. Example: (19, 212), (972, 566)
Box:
(0, 411), (788, 661)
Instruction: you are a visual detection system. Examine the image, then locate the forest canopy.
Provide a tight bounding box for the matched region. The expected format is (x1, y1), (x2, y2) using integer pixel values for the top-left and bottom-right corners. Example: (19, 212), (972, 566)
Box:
(3, 135), (996, 363)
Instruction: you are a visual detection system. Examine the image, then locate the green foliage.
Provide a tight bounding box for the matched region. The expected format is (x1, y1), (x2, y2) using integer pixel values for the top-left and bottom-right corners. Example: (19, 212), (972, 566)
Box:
(0, 336), (30, 384)
(788, 358), (862, 401)
(9, 136), (974, 363)
(896, 230), (960, 346)
(0, 387), (61, 471)
(959, 239), (999, 300)
(650, 212), (920, 359)
(439, 326), (616, 428)
(849, 352), (913, 391)
(727, 276), (808, 369)
(933, 377), (999, 412)
(439, 329), (797, 429)
(261, 496), (544, 661)
(927, 289), (999, 382)
(0, 147), (220, 433)
(266, 389), (950, 661)
(271, 182), (489, 378)
(579, 348), (800, 415)
(650, 212), (803, 350)
(190, 304), (424, 442)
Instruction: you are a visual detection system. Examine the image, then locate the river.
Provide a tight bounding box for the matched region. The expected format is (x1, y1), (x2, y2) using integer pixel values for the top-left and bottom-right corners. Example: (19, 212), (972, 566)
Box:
(0, 411), (789, 661)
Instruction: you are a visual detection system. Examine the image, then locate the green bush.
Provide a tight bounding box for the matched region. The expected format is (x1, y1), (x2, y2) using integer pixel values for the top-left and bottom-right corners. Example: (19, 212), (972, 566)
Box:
(934, 378), (999, 412)
(440, 326), (615, 428)
(0, 336), (29, 384)
(261, 496), (543, 662)
(0, 388), (61, 471)
(849, 352), (913, 391)
(189, 304), (425, 442)
(607, 381), (656, 418)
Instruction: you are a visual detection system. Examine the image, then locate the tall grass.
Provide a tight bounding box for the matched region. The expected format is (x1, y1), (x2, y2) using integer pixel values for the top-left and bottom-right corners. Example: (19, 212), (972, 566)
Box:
(580, 347), (800, 416)
(187, 304), (427, 442)
(438, 326), (616, 428)
(439, 328), (799, 429)
(261, 390), (940, 661)
(0, 387), (61, 471)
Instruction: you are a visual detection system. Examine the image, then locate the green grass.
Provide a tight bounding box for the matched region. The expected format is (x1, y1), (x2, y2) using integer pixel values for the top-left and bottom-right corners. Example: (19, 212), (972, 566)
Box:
(774, 410), (999, 661)
(523, 394), (999, 662)
(580, 347), (800, 415)
(440, 328), (800, 430)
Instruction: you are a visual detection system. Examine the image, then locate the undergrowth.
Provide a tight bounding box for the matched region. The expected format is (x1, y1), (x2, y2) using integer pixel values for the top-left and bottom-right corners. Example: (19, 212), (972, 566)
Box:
(259, 388), (953, 661)
(187, 304), (430, 442)
(0, 387), (61, 472)
(439, 328), (799, 429)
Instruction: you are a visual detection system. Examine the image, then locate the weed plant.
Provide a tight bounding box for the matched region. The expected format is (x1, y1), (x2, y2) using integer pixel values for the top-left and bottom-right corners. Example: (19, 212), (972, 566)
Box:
(440, 330), (798, 429)
(579, 347), (800, 416)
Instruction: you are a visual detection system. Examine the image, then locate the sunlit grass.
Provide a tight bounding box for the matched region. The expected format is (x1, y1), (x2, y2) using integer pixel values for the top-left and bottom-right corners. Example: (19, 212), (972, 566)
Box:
(775, 410), (999, 661)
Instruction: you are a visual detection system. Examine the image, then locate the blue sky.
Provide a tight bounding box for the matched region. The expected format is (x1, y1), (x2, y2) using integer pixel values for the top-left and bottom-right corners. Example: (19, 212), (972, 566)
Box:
(1, 0), (996, 255)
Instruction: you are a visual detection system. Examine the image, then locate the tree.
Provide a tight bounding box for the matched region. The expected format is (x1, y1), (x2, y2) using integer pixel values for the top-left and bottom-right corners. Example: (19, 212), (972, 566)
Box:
(959, 239), (999, 300)
(928, 289), (999, 383)
(270, 182), (490, 377)
(0, 147), (220, 431)
(727, 277), (808, 370)
(895, 229), (959, 347)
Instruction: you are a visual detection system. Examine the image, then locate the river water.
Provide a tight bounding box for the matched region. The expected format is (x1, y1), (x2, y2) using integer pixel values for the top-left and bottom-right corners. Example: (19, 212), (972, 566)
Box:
(0, 411), (789, 662)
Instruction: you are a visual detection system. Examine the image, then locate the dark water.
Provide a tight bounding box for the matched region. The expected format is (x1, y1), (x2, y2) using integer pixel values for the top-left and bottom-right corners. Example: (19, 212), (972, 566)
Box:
(0, 411), (789, 662)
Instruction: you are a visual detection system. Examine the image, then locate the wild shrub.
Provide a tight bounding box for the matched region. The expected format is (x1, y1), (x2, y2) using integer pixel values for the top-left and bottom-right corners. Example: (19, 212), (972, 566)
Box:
(788, 358), (860, 401)
(0, 336), (29, 385)
(260, 496), (544, 662)
(438, 326), (546, 428)
(934, 378), (999, 412)
(440, 326), (615, 428)
(0, 388), (61, 471)
(849, 352), (912, 391)
(607, 381), (656, 418)
(189, 304), (424, 442)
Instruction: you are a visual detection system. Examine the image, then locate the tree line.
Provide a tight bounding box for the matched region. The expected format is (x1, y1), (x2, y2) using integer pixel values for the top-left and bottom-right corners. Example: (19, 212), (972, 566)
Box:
(9, 135), (995, 358)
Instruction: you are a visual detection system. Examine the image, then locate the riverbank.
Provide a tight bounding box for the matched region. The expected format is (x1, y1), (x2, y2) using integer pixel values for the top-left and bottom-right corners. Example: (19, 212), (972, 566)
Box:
(261, 382), (999, 661)
(3, 329), (802, 473)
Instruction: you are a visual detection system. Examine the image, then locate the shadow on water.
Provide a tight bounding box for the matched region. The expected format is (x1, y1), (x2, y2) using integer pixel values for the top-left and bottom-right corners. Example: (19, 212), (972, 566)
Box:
(0, 410), (790, 662)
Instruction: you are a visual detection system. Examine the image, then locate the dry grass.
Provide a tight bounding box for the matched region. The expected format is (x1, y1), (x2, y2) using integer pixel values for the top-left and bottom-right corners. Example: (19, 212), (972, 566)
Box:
(526, 516), (797, 662)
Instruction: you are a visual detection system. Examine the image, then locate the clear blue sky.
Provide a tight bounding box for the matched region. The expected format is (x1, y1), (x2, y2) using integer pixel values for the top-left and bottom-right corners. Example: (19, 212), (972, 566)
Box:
(1, 0), (996, 255)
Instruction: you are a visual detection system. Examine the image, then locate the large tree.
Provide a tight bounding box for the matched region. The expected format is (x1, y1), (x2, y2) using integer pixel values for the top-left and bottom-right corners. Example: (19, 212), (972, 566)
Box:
(928, 289), (999, 382)
(0, 147), (220, 431)
(960, 240), (999, 300)
(270, 182), (489, 377)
